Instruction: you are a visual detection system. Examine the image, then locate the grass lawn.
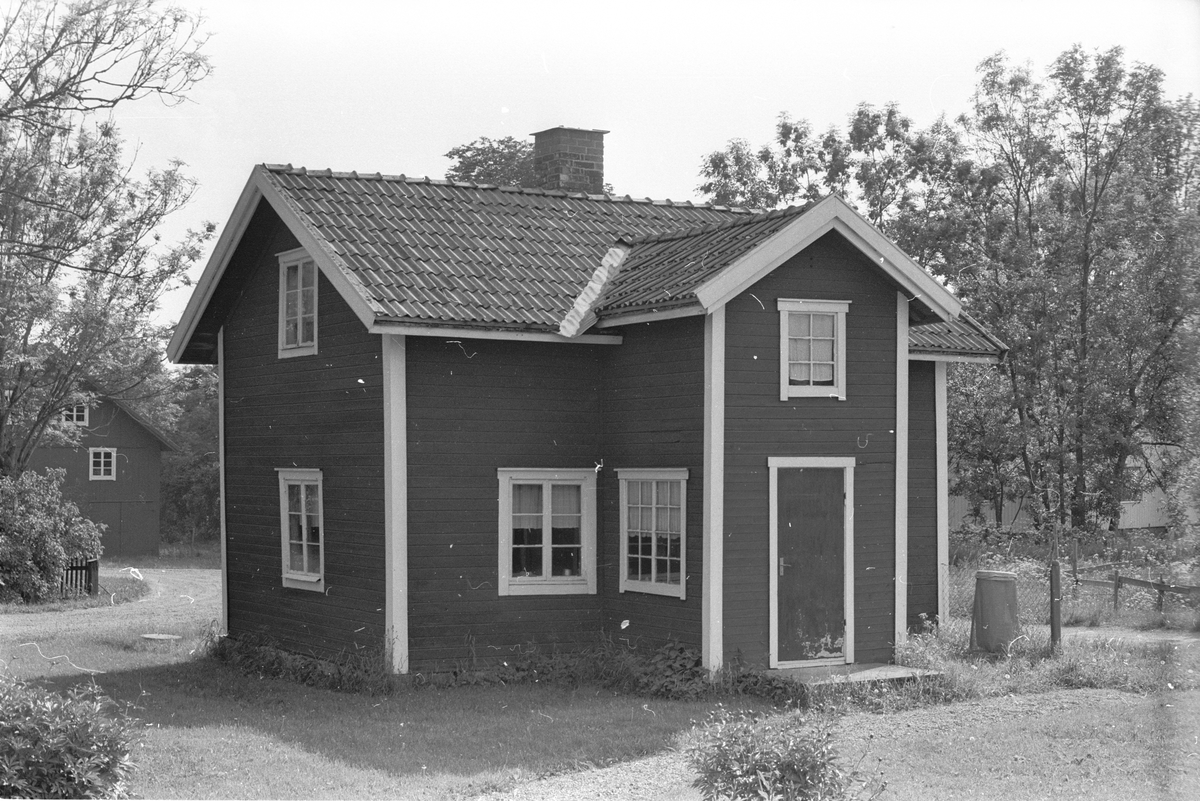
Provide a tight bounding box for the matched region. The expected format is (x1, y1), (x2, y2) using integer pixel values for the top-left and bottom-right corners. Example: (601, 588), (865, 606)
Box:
(43, 658), (742, 800)
(832, 689), (1200, 799)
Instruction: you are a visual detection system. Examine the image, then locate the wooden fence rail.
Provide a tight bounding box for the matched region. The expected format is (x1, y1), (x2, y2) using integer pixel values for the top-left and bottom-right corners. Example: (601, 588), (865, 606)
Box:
(1075, 571), (1200, 612)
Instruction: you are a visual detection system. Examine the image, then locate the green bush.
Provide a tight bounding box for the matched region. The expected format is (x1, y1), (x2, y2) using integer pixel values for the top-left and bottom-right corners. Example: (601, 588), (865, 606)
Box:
(0, 676), (137, 799)
(0, 469), (103, 603)
(688, 705), (850, 800)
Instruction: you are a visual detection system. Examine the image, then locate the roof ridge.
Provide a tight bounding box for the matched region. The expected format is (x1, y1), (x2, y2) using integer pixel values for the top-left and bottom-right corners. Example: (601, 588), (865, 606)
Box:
(259, 163), (753, 213)
(616, 202), (813, 246)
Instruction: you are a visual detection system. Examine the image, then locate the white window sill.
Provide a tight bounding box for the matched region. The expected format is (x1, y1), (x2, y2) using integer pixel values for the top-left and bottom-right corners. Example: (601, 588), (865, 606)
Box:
(620, 580), (685, 599)
(501, 579), (594, 596)
(283, 574), (324, 592)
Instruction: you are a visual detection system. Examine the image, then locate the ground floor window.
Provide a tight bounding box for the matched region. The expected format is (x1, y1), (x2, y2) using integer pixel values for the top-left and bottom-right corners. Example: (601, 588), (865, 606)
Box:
(497, 468), (596, 596)
(278, 468), (324, 591)
(618, 468), (687, 599)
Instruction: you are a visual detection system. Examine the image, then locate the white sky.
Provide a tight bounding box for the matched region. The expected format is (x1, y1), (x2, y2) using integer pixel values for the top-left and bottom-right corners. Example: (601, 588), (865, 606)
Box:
(115, 0), (1200, 326)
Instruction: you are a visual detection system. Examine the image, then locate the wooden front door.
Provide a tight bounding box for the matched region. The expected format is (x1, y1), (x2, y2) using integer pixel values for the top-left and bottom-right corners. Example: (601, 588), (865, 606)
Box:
(769, 458), (855, 667)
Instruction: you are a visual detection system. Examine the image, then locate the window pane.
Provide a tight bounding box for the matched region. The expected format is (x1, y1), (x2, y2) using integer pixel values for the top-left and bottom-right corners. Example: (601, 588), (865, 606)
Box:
(304, 484), (319, 515)
(286, 265), (298, 292)
(306, 544), (320, 573)
(289, 542), (304, 571)
(551, 484), (580, 514)
(812, 339), (834, 362)
(288, 484), (302, 514)
(301, 317), (315, 345)
(789, 312), (810, 337)
(512, 546), (542, 576)
(285, 320), (298, 347)
(301, 261), (315, 289)
(813, 364), (835, 384)
(301, 286), (315, 315)
(627, 554), (642, 579)
(790, 363), (811, 384)
(628, 481), (643, 505)
(669, 481), (681, 506)
(308, 521), (320, 544)
(512, 484), (542, 514)
(552, 546), (580, 576)
(286, 291), (298, 318)
(511, 519), (542, 545)
(668, 506), (681, 533)
(789, 338), (810, 362)
(811, 313), (835, 337)
(551, 522), (580, 545)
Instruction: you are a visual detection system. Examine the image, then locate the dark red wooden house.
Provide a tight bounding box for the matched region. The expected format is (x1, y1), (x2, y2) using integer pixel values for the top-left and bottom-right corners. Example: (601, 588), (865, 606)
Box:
(168, 128), (1004, 673)
(28, 395), (176, 558)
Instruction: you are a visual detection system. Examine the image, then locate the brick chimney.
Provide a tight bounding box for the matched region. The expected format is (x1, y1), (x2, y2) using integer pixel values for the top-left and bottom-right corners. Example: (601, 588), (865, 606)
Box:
(531, 126), (608, 194)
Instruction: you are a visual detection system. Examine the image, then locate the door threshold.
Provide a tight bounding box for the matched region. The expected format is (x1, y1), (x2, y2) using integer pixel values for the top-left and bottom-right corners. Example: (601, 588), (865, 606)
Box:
(772, 663), (939, 685)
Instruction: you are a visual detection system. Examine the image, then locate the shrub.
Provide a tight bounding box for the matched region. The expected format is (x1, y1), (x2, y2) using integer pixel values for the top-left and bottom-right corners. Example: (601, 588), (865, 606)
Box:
(688, 705), (850, 801)
(0, 469), (103, 603)
(0, 676), (137, 799)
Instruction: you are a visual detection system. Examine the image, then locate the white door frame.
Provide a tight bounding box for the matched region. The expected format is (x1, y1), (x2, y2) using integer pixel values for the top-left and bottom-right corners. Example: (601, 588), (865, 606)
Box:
(768, 456), (855, 669)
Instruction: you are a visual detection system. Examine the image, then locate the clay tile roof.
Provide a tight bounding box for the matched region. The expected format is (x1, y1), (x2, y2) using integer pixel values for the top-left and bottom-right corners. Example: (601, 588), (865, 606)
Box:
(596, 204), (812, 317)
(261, 165), (744, 330)
(909, 313), (1008, 360)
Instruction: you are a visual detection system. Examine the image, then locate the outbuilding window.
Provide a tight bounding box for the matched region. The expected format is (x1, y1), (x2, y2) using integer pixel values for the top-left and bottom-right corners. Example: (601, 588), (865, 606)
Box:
(619, 468), (687, 599)
(497, 468), (596, 596)
(278, 248), (317, 358)
(63, 404), (89, 425)
(89, 448), (115, 480)
(778, 299), (850, 401)
(278, 468), (324, 591)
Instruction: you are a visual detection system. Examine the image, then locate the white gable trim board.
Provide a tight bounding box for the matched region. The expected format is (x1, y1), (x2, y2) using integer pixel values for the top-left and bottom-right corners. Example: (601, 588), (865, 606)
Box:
(693, 195), (961, 322)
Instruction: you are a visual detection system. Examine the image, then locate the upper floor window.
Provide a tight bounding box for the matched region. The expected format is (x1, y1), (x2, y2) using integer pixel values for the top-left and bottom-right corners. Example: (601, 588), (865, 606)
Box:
(278, 468), (324, 591)
(63, 404), (89, 426)
(497, 468), (596, 596)
(619, 468), (688, 599)
(278, 248), (317, 358)
(778, 299), (850, 401)
(89, 448), (115, 480)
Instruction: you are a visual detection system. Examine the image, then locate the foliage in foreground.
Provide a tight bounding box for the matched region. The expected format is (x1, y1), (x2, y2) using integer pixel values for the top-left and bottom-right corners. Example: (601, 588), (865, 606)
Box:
(0, 469), (103, 603)
(0, 675), (137, 799)
(688, 706), (853, 801)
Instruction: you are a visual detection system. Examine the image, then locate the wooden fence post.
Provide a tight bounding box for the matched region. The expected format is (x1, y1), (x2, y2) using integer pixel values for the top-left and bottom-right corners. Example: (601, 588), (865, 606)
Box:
(1112, 570), (1121, 611)
(87, 559), (99, 597)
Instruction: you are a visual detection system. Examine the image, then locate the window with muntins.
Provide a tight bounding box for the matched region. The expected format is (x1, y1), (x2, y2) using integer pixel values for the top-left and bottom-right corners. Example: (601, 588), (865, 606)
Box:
(619, 468), (687, 599)
(63, 404), (89, 425)
(278, 248), (317, 357)
(778, 299), (850, 401)
(89, 448), (115, 480)
(278, 468), (324, 591)
(497, 468), (596, 596)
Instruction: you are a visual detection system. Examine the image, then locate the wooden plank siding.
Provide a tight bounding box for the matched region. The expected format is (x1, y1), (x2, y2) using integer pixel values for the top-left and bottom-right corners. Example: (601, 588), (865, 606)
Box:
(722, 232), (900, 666)
(221, 203), (387, 661)
(599, 317), (706, 653)
(405, 337), (605, 671)
(907, 360), (939, 629)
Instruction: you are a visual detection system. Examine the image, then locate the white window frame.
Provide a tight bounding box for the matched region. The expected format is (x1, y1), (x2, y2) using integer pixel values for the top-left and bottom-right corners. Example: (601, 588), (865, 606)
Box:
(278, 468), (325, 592)
(278, 247), (318, 358)
(618, 468), (688, 599)
(63, 404), (89, 426)
(778, 299), (850, 401)
(497, 468), (597, 596)
(89, 448), (116, 481)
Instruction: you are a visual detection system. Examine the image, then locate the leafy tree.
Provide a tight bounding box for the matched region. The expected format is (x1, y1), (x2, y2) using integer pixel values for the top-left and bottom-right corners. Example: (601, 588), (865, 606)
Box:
(0, 0), (211, 477)
(159, 365), (219, 544)
(445, 135), (536, 187)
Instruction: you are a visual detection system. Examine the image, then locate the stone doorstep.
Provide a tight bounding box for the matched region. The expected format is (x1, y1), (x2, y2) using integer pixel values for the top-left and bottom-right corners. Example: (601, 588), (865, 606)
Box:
(774, 663), (940, 686)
